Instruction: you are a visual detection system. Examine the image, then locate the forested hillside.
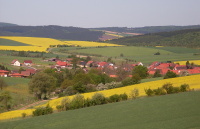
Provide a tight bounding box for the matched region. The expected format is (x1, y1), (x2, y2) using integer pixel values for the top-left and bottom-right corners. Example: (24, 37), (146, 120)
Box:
(109, 28), (200, 47)
(91, 25), (200, 34)
(0, 22), (18, 27)
(0, 25), (103, 41)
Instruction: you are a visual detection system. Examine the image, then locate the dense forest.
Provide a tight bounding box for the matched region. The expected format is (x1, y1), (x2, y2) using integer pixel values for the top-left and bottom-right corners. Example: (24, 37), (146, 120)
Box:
(0, 25), (104, 41)
(109, 28), (200, 47)
(91, 25), (200, 34)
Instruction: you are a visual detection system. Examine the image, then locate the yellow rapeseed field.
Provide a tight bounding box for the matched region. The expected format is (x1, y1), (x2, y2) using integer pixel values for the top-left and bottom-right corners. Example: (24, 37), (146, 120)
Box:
(0, 36), (122, 52)
(105, 33), (123, 38)
(64, 41), (123, 47)
(174, 60), (200, 65)
(0, 75), (199, 121)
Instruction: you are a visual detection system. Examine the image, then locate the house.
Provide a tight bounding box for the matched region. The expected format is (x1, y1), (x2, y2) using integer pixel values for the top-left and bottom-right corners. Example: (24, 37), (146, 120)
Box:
(11, 59), (21, 66)
(56, 61), (70, 68)
(21, 71), (31, 77)
(0, 70), (9, 77)
(24, 60), (33, 66)
(26, 69), (37, 74)
(10, 73), (23, 78)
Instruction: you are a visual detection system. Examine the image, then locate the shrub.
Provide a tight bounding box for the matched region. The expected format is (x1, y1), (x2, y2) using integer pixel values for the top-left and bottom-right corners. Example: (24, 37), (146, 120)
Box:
(69, 94), (85, 109)
(162, 83), (174, 94)
(180, 84), (190, 92)
(122, 77), (134, 86)
(84, 98), (92, 107)
(21, 113), (27, 118)
(145, 88), (154, 96)
(130, 88), (139, 99)
(33, 104), (53, 116)
(164, 71), (178, 79)
(91, 93), (107, 105)
(56, 105), (64, 112)
(153, 88), (167, 95)
(119, 93), (128, 101)
(108, 94), (121, 103)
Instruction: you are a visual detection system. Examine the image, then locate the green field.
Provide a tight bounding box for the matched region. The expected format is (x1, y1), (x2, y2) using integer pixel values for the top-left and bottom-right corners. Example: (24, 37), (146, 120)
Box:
(0, 77), (34, 112)
(0, 91), (199, 129)
(59, 46), (200, 64)
(0, 38), (31, 46)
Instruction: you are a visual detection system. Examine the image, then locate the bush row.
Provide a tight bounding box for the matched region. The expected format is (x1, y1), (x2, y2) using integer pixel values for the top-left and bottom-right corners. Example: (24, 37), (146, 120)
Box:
(56, 93), (129, 112)
(145, 83), (191, 96)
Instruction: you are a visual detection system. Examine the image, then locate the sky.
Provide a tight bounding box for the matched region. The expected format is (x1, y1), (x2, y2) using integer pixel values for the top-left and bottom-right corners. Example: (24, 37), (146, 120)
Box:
(0, 0), (200, 28)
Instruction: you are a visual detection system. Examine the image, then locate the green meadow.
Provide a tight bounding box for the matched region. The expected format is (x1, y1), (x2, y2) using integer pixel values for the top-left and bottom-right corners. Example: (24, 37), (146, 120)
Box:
(0, 38), (31, 46)
(0, 91), (199, 129)
(59, 46), (200, 64)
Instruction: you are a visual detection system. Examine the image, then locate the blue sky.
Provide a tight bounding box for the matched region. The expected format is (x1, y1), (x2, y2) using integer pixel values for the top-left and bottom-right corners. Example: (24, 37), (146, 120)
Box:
(0, 0), (199, 28)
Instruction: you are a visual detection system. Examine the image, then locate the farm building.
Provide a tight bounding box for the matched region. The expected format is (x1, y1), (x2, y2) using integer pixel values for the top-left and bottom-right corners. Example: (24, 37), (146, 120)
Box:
(11, 59), (21, 66)
(0, 70), (9, 77)
(24, 60), (33, 66)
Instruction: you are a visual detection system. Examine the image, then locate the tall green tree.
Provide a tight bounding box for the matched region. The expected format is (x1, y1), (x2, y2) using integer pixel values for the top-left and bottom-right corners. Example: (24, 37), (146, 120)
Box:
(0, 91), (12, 110)
(0, 78), (7, 90)
(29, 72), (56, 100)
(132, 65), (148, 79)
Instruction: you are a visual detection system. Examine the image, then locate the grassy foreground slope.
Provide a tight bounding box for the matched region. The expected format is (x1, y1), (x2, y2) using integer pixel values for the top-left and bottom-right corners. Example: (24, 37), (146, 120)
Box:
(0, 91), (200, 129)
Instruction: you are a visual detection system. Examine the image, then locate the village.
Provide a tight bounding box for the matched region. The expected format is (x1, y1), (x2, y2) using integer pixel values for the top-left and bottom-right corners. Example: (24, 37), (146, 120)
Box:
(1, 57), (200, 78)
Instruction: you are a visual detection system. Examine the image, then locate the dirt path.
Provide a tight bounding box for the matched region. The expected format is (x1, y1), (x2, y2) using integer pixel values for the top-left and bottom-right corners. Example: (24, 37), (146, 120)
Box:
(18, 97), (58, 110)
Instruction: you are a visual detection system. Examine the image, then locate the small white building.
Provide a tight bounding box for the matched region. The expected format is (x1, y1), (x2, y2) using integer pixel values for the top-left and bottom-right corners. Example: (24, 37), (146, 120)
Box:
(11, 59), (21, 66)
(24, 60), (33, 66)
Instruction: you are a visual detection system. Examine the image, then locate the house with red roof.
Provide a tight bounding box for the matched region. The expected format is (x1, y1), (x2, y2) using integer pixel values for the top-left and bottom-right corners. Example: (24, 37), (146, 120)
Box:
(11, 59), (21, 66)
(10, 73), (23, 78)
(21, 71), (31, 77)
(24, 60), (33, 66)
(0, 70), (9, 77)
(56, 61), (70, 68)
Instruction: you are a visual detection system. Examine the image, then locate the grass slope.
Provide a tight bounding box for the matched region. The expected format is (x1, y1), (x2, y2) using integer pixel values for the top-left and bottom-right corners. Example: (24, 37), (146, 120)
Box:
(0, 91), (199, 129)
(66, 46), (200, 64)
(0, 38), (31, 46)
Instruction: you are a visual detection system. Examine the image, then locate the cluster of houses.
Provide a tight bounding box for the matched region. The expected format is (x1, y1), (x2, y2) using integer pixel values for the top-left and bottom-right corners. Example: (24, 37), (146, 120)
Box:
(148, 61), (200, 75)
(53, 58), (200, 77)
(1, 58), (200, 78)
(0, 59), (36, 78)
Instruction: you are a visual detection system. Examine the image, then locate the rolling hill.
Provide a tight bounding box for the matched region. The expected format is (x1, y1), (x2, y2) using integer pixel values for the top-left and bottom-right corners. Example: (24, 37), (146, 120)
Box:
(91, 25), (200, 34)
(0, 25), (103, 41)
(109, 28), (200, 47)
(0, 91), (199, 129)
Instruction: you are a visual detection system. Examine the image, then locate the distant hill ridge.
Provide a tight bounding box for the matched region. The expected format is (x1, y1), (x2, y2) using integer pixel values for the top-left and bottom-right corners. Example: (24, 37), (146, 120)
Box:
(0, 22), (18, 27)
(0, 25), (103, 41)
(91, 25), (200, 34)
(109, 28), (200, 47)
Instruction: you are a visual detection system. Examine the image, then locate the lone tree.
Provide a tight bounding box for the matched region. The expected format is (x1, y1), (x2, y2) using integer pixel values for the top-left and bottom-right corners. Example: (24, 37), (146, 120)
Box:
(0, 78), (7, 90)
(164, 70), (178, 79)
(29, 72), (56, 100)
(132, 65), (149, 79)
(0, 91), (12, 110)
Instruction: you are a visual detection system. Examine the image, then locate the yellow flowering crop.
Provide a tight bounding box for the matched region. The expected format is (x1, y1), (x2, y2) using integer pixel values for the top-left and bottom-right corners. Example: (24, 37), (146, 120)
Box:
(39, 74), (200, 110)
(0, 109), (35, 121)
(0, 74), (200, 121)
(174, 60), (200, 65)
(105, 33), (123, 38)
(64, 41), (123, 47)
(0, 36), (122, 52)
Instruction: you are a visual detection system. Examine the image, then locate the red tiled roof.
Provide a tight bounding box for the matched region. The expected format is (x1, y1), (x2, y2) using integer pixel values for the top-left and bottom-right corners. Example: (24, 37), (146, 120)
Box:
(56, 61), (67, 66)
(187, 69), (200, 74)
(26, 69), (36, 74)
(10, 73), (23, 76)
(24, 60), (32, 63)
(98, 62), (108, 67)
(11, 59), (19, 64)
(109, 75), (118, 78)
(21, 71), (31, 76)
(0, 70), (9, 73)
